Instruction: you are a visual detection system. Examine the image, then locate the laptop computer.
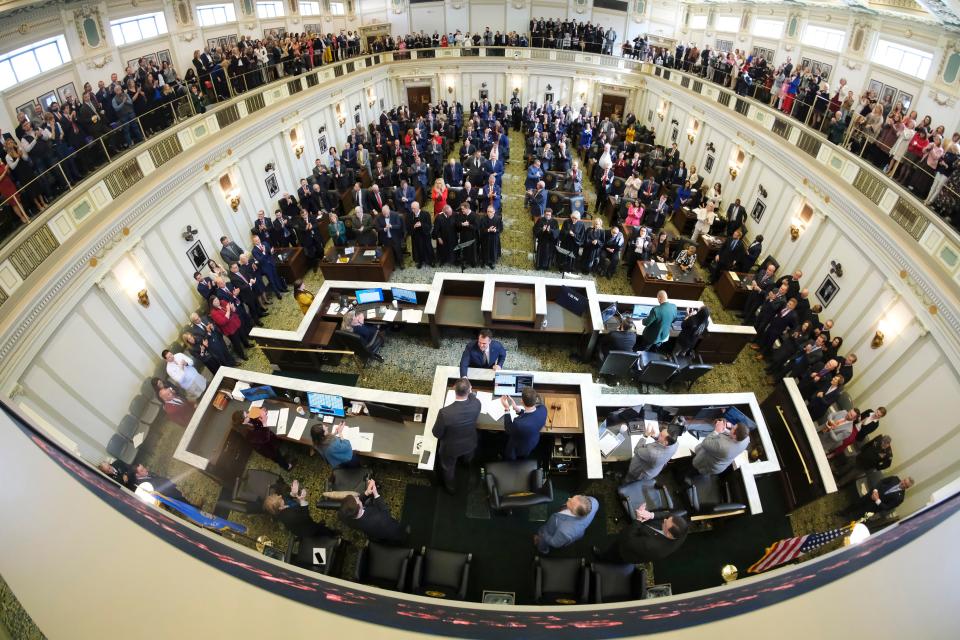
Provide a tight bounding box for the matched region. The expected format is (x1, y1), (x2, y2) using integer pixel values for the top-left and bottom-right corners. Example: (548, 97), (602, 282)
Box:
(493, 372), (534, 397)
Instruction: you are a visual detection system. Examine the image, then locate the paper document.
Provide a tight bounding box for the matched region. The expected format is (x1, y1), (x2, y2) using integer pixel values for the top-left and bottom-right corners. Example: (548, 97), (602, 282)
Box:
(485, 400), (507, 421)
(232, 381), (251, 401)
(382, 309), (398, 322)
(312, 547), (327, 565)
(363, 250), (376, 257)
(344, 247), (355, 255)
(599, 430), (625, 456)
(265, 411), (279, 427)
(327, 303), (340, 315)
(288, 417), (309, 440)
(401, 309), (423, 323)
(276, 408), (289, 436)
(644, 418), (659, 435)
(350, 401), (366, 415)
(342, 428), (374, 452)
(675, 432), (699, 458)
(475, 391), (493, 404)
(730, 272), (740, 281)
(132, 431), (146, 448)
(322, 415), (335, 424)
(250, 400), (264, 409)
(366, 309), (376, 319)
(412, 435), (425, 455)
(630, 434), (645, 451)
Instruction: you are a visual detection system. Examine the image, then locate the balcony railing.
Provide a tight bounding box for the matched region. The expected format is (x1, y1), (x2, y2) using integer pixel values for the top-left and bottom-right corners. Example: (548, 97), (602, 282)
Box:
(0, 44), (956, 307)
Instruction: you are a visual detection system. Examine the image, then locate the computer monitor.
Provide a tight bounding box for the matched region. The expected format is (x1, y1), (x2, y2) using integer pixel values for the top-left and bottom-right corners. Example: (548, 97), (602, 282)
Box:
(493, 373), (534, 396)
(355, 288), (384, 304)
(240, 385), (276, 401)
(306, 392), (346, 417)
(365, 401), (405, 423)
(390, 287), (418, 305)
(723, 406), (758, 431)
(631, 304), (653, 319)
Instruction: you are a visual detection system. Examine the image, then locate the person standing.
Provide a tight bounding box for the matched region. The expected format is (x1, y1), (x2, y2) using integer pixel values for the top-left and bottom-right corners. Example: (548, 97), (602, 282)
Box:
(432, 377), (481, 493)
(478, 206), (503, 269)
(501, 388), (548, 460)
(375, 204), (405, 269)
(638, 290), (677, 351)
(595, 508), (688, 563)
(162, 350), (207, 401)
(839, 476), (913, 520)
(251, 234), (287, 298)
(535, 495), (599, 554)
(533, 208), (559, 270)
(691, 419), (750, 475)
(231, 408), (294, 471)
(625, 425), (679, 482)
(408, 200), (434, 268)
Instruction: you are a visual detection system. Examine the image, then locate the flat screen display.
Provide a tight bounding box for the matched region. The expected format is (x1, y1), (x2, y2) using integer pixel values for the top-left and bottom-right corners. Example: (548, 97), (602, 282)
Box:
(355, 288), (384, 304)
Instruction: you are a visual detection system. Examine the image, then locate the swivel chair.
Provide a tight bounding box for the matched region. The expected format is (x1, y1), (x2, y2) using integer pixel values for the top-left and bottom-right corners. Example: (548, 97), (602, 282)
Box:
(484, 460), (554, 512)
(683, 471), (748, 521)
(668, 358), (713, 391)
(355, 541), (415, 592)
(635, 356), (679, 392)
(106, 433), (137, 465)
(590, 563), (648, 603)
(533, 556), (589, 604)
(618, 479), (683, 521)
(334, 329), (384, 367)
(286, 534), (342, 575)
(216, 468), (282, 514)
(411, 547), (472, 600)
(314, 466), (372, 510)
(598, 350), (639, 385)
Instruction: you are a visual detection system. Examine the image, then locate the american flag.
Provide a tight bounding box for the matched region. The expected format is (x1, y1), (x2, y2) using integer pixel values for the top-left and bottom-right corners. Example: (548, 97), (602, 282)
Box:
(747, 525), (852, 574)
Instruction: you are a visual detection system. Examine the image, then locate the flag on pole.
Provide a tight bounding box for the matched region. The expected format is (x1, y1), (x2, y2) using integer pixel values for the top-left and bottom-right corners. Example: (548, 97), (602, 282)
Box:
(747, 525), (852, 574)
(153, 493), (248, 534)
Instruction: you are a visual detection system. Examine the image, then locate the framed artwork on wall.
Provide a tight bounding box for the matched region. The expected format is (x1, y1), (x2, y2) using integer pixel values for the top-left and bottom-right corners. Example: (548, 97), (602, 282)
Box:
(704, 154), (715, 173)
(37, 90), (57, 111)
(895, 90), (913, 110)
(867, 79), (883, 97)
(317, 134), (327, 155)
(816, 274), (840, 307)
(879, 85), (897, 107)
(56, 82), (77, 104)
(15, 101), (37, 120)
(750, 199), (766, 223)
(157, 50), (172, 66)
(800, 57), (832, 80)
(544, 92), (554, 103)
(265, 172), (280, 198)
(186, 240), (208, 270)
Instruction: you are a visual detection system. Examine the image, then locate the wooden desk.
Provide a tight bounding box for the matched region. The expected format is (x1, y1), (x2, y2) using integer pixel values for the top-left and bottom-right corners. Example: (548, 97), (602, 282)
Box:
(695, 234), (722, 266)
(491, 284), (536, 324)
(715, 271), (751, 309)
(257, 319), (340, 370)
(542, 393), (582, 433)
(631, 260), (706, 300)
(276, 246), (309, 283)
(671, 207), (697, 236)
(319, 246), (395, 282)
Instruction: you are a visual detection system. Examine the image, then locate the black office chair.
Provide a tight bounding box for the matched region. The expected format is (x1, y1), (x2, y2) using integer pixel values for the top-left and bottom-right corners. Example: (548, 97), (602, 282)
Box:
(484, 460), (554, 512)
(355, 541), (415, 592)
(756, 254), (779, 275)
(285, 534), (342, 575)
(534, 556), (590, 604)
(106, 433), (137, 465)
(411, 547), (472, 600)
(636, 357), (679, 392)
(334, 329), (384, 367)
(590, 563), (648, 603)
(216, 469), (282, 514)
(618, 479), (683, 521)
(683, 472), (748, 521)
(668, 360), (714, 391)
(315, 466), (372, 510)
(598, 350), (639, 384)
(129, 393), (161, 427)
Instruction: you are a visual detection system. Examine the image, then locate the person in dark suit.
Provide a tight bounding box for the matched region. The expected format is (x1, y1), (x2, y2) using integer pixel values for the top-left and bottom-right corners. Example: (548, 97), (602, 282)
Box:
(443, 157), (464, 187)
(375, 205), (405, 268)
(432, 377), (482, 493)
(595, 508), (688, 563)
(741, 263), (778, 322)
(839, 353), (858, 384)
(840, 475), (913, 519)
(854, 406), (887, 442)
(264, 487), (337, 539)
(638, 291), (677, 351)
(603, 317), (638, 352)
(836, 435), (894, 486)
(366, 184), (388, 214)
(736, 234), (763, 272)
(725, 198), (747, 235)
(535, 495), (599, 554)
(529, 180), (547, 218)
(752, 297), (799, 354)
(500, 387), (548, 460)
(459, 329), (507, 376)
(219, 236), (245, 265)
(338, 479), (407, 543)
(194, 271), (214, 305)
(131, 464), (192, 504)
(708, 229), (745, 283)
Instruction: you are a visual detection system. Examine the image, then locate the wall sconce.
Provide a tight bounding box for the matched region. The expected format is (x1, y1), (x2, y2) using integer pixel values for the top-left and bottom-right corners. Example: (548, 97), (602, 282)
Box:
(789, 223), (801, 240)
(830, 260), (843, 278)
(706, 142), (716, 152)
(871, 329), (885, 348)
(687, 132), (695, 144)
(182, 225), (197, 242)
(229, 190), (241, 211)
(657, 111), (665, 121)
(729, 166), (738, 180)
(137, 289), (150, 308)
(338, 116), (347, 127)
(293, 144), (304, 159)
(758, 184), (768, 198)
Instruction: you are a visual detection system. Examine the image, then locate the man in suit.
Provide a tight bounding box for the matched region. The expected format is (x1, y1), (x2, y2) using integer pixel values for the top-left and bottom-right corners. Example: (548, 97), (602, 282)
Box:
(366, 184), (387, 214)
(725, 198), (747, 235)
(251, 234), (287, 298)
(692, 420), (751, 475)
(709, 229), (745, 283)
(500, 387), (548, 460)
(638, 290), (677, 351)
(753, 297), (798, 353)
(132, 464), (192, 505)
(348, 206), (376, 246)
(603, 317), (638, 352)
(529, 180), (547, 218)
(338, 479), (406, 543)
(194, 271), (214, 304)
(742, 265), (780, 324)
(444, 157), (464, 188)
(595, 508), (688, 563)
(625, 425), (679, 483)
(459, 329), (507, 377)
(836, 435), (894, 486)
(432, 377), (482, 493)
(840, 475), (913, 519)
(219, 236), (244, 265)
(535, 495), (599, 554)
(736, 234), (763, 272)
(375, 205), (405, 268)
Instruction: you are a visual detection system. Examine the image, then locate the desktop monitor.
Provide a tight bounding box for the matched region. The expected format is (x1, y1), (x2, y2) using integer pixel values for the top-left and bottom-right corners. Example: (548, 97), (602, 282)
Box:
(631, 304), (653, 319)
(601, 304), (620, 324)
(365, 401), (405, 423)
(240, 385), (277, 401)
(355, 288), (384, 305)
(493, 373), (534, 397)
(307, 392), (346, 417)
(391, 287), (418, 305)
(724, 406), (758, 431)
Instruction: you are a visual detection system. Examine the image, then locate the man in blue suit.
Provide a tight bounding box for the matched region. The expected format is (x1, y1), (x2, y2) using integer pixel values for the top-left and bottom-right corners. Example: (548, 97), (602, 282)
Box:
(525, 159), (544, 190)
(459, 329), (507, 377)
(501, 388), (547, 460)
(251, 234), (287, 298)
(529, 181), (547, 218)
(443, 158), (464, 188)
(535, 495), (599, 554)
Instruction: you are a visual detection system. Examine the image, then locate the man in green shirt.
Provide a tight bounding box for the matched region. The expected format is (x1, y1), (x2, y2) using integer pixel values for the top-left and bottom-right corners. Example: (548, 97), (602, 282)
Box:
(639, 290), (677, 351)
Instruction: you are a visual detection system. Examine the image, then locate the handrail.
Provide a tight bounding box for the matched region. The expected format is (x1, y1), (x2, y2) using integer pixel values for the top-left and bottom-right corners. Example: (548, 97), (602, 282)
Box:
(0, 44), (956, 302)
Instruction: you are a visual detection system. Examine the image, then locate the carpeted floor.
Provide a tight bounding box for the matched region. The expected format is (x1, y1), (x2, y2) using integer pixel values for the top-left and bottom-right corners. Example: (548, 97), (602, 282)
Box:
(125, 129), (854, 596)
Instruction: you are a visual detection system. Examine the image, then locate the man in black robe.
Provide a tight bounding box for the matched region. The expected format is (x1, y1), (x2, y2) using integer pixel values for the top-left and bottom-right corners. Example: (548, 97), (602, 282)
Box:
(432, 204), (458, 265)
(557, 211), (586, 272)
(533, 208), (559, 270)
(478, 206), (503, 269)
(408, 201), (434, 268)
(455, 202), (479, 267)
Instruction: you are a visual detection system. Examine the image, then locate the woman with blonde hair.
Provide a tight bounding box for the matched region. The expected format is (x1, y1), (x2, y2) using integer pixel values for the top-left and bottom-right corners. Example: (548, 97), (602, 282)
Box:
(432, 177), (448, 215)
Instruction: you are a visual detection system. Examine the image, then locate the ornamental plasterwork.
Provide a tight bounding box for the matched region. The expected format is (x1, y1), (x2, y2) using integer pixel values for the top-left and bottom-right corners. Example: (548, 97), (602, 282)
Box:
(73, 6), (106, 50)
(84, 53), (113, 69)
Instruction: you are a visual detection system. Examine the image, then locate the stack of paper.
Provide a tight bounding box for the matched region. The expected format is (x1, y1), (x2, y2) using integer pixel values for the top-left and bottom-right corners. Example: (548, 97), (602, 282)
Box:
(276, 408), (289, 436)
(363, 250), (377, 257)
(401, 309), (423, 323)
(341, 425), (374, 452)
(327, 303), (341, 315)
(382, 309), (398, 322)
(231, 381), (251, 401)
(265, 411), (280, 427)
(288, 417), (309, 440)
(730, 272), (741, 282)
(366, 309), (377, 319)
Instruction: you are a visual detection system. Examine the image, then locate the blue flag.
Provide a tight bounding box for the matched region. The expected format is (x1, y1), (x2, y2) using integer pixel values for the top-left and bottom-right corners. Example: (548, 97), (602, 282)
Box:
(154, 493), (247, 534)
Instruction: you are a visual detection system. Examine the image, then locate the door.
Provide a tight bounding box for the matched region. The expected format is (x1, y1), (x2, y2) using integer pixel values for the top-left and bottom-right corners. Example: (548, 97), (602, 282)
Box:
(599, 94), (627, 121)
(406, 86), (432, 116)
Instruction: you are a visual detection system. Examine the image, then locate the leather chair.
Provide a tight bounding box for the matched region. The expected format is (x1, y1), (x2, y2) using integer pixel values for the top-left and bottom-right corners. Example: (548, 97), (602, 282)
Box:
(216, 469), (282, 514)
(835, 391), (855, 411)
(334, 329), (384, 367)
(668, 361), (713, 391)
(107, 433), (137, 465)
(683, 472), (748, 521)
(355, 541), (415, 592)
(618, 479), (682, 520)
(636, 357), (679, 392)
(598, 350), (639, 384)
(129, 393), (161, 427)
(411, 547), (472, 600)
(285, 534), (342, 575)
(484, 460), (554, 512)
(117, 414), (144, 441)
(534, 556), (589, 604)
(314, 466), (371, 509)
(590, 562), (647, 603)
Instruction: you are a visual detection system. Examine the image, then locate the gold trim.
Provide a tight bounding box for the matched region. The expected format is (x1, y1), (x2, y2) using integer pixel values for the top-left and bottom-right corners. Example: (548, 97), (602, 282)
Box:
(776, 405), (812, 484)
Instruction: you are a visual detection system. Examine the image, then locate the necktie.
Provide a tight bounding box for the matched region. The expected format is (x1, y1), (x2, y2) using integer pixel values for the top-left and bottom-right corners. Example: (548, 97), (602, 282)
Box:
(483, 349), (489, 365)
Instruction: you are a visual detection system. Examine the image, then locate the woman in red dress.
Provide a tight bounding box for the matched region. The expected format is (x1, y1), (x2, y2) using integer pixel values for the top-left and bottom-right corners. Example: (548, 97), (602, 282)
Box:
(432, 178), (448, 215)
(0, 157), (30, 224)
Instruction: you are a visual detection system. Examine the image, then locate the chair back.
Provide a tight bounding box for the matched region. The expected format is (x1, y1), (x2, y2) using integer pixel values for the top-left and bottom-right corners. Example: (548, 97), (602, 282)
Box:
(590, 563), (647, 603)
(106, 433), (137, 464)
(599, 350), (639, 377)
(485, 459), (538, 496)
(637, 360), (679, 386)
(670, 362), (713, 389)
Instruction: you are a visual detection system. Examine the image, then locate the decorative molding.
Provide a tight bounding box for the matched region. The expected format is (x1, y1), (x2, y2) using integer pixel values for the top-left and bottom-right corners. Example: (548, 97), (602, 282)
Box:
(73, 6), (106, 50)
(928, 89), (957, 106)
(83, 54), (113, 69)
